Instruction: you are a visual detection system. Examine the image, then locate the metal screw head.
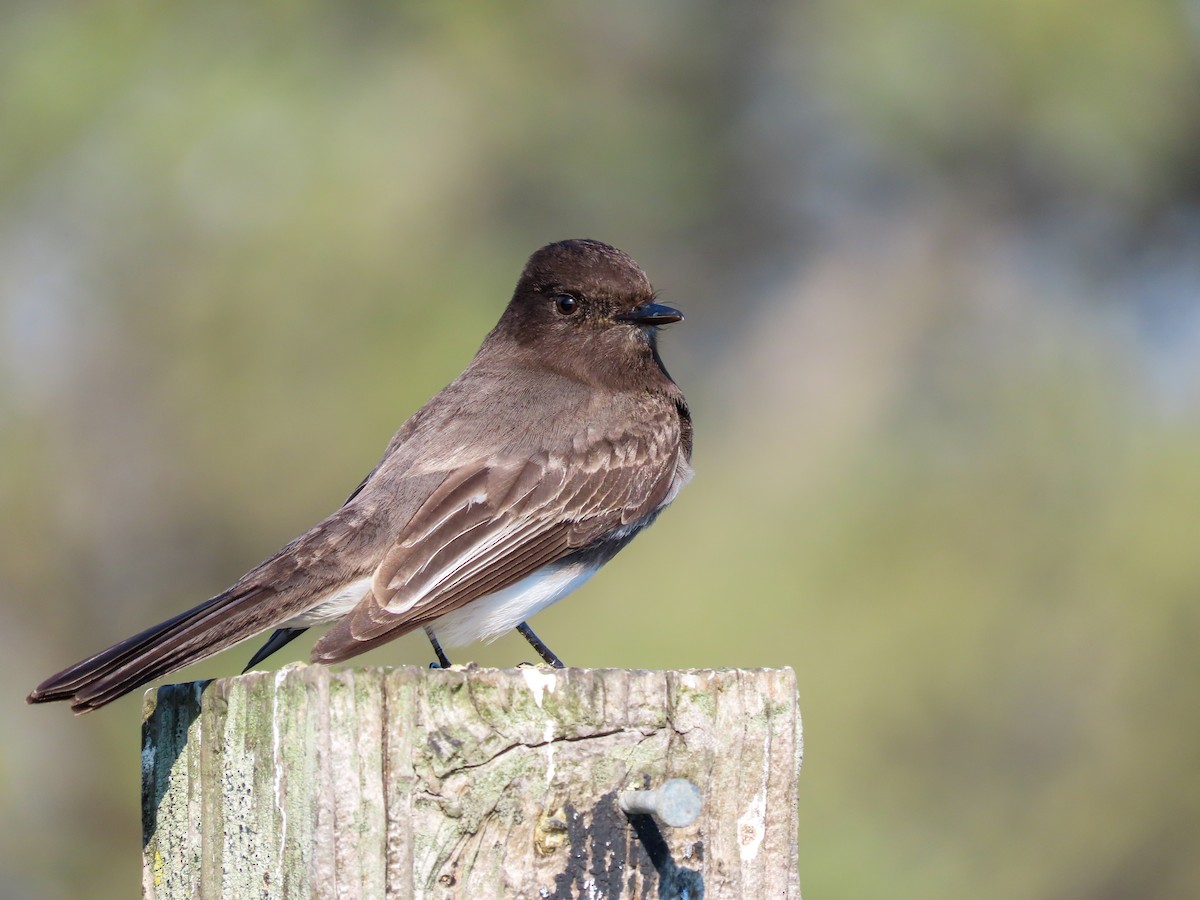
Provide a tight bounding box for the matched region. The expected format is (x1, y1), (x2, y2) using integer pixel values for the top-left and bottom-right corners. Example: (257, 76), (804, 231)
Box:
(618, 778), (703, 828)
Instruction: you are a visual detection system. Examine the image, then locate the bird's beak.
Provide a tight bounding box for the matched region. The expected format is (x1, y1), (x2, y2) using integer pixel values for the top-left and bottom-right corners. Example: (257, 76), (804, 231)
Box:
(614, 302), (684, 326)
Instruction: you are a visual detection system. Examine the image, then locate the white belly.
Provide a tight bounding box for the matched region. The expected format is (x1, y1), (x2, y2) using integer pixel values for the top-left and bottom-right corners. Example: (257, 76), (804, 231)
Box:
(428, 560), (599, 647)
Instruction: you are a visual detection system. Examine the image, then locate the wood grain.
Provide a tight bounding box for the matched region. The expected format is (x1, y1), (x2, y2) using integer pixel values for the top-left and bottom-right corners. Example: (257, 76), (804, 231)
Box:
(142, 665), (801, 899)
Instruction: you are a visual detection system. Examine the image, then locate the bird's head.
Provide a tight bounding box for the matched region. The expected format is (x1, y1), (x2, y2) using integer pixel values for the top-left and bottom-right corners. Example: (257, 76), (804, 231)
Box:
(494, 239), (683, 387)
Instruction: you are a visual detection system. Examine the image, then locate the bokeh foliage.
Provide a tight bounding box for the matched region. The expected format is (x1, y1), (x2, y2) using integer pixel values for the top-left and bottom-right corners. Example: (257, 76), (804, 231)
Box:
(3, 2), (1199, 898)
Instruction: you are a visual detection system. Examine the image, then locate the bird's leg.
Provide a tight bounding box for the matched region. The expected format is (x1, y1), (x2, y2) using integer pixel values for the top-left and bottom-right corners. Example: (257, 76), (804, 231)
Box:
(515, 621), (566, 668)
(424, 626), (453, 669)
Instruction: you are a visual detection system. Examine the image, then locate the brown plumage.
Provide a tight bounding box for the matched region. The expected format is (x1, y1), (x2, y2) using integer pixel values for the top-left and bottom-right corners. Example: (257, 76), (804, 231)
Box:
(28, 239), (692, 713)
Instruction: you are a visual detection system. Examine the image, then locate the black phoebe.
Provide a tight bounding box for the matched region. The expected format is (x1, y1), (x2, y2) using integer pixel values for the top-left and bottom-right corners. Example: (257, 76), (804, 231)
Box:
(28, 239), (692, 712)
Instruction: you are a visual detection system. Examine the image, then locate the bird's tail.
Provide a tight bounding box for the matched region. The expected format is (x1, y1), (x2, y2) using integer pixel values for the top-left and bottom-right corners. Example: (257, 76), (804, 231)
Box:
(27, 587), (272, 713)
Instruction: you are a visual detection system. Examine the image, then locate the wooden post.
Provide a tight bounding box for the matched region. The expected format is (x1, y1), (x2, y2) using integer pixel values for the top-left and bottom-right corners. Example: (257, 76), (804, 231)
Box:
(141, 665), (801, 899)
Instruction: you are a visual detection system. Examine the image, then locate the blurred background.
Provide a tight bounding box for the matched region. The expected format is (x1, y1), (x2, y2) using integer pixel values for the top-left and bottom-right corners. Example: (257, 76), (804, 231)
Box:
(3, 1), (1200, 897)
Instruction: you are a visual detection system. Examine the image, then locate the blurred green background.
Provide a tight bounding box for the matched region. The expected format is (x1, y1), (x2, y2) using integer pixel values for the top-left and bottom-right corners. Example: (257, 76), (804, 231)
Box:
(4, 1), (1200, 897)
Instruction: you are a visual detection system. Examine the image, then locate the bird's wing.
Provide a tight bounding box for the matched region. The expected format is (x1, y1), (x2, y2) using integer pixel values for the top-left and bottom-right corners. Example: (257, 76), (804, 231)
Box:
(310, 414), (683, 662)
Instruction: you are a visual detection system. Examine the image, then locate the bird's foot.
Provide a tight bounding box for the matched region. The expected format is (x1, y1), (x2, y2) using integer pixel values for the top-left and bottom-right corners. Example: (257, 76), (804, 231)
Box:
(424, 626), (453, 669)
(515, 622), (566, 668)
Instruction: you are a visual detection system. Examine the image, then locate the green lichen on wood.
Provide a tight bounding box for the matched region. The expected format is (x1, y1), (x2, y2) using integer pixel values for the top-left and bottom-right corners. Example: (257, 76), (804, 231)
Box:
(143, 665), (801, 899)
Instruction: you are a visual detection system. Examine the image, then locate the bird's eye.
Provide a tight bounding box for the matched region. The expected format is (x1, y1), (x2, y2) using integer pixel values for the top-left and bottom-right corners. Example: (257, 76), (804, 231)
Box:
(553, 293), (579, 316)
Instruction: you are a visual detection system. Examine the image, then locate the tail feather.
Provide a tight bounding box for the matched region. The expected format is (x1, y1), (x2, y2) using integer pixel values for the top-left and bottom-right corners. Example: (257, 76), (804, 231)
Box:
(27, 587), (271, 713)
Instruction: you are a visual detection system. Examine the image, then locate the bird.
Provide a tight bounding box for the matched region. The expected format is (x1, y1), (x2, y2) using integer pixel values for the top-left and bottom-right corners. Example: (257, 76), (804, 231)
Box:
(28, 239), (693, 713)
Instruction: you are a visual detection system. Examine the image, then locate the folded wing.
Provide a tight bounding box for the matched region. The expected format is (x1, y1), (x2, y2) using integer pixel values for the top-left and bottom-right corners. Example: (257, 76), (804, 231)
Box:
(311, 417), (682, 663)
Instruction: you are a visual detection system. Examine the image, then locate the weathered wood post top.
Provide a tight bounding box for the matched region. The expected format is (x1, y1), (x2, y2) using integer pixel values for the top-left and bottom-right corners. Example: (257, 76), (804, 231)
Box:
(142, 664), (801, 899)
